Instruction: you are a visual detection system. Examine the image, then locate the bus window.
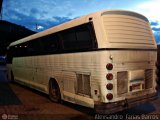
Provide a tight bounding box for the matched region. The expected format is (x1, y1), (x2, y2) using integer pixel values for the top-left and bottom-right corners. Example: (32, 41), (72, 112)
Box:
(42, 34), (59, 54)
(61, 23), (95, 51)
(61, 29), (76, 50)
(27, 39), (44, 56)
(76, 24), (93, 49)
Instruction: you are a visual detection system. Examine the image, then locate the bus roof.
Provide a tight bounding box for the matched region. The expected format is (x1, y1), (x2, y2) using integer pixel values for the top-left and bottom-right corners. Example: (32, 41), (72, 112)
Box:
(9, 10), (149, 47)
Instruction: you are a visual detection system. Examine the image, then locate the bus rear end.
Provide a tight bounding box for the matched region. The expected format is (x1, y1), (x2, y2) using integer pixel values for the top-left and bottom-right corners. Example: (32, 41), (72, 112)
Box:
(95, 10), (157, 114)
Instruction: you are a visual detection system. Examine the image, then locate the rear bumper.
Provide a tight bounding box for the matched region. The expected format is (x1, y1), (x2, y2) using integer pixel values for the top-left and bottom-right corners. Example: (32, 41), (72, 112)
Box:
(94, 92), (158, 114)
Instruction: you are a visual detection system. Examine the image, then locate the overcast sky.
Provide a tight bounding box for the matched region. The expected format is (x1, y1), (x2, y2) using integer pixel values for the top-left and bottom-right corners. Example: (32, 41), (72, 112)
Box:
(2, 0), (160, 43)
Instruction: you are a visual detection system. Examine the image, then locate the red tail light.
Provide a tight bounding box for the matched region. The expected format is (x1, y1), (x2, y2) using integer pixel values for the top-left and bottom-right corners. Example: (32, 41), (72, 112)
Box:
(106, 73), (113, 80)
(106, 63), (113, 70)
(106, 83), (113, 90)
(106, 93), (113, 100)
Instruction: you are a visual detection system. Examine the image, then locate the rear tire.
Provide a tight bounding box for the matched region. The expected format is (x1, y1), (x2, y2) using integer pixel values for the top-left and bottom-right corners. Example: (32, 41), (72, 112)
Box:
(49, 80), (61, 103)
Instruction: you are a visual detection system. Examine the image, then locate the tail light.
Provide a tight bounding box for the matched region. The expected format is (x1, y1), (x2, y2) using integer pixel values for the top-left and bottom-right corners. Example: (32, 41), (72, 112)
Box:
(106, 93), (113, 100)
(106, 63), (113, 70)
(106, 83), (113, 90)
(106, 73), (113, 80)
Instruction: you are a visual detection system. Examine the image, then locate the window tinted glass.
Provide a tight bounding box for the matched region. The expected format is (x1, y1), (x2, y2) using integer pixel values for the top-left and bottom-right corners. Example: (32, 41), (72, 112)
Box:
(61, 29), (76, 50)
(42, 34), (59, 53)
(76, 25), (92, 49)
(60, 23), (95, 50)
(10, 22), (97, 58)
(26, 39), (43, 55)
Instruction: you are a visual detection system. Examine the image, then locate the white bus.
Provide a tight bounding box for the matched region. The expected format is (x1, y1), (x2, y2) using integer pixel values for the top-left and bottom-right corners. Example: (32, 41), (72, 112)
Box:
(6, 10), (157, 114)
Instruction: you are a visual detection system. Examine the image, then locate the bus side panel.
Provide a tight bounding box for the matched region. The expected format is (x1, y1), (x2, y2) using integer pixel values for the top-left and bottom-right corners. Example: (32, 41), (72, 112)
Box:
(12, 57), (35, 87)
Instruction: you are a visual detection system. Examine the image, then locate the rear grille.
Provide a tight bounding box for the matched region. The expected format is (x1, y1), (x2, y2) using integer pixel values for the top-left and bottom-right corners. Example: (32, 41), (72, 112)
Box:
(102, 11), (154, 48)
(77, 74), (83, 94)
(77, 74), (91, 96)
(117, 71), (128, 95)
(117, 69), (153, 95)
(145, 69), (153, 89)
(83, 75), (91, 96)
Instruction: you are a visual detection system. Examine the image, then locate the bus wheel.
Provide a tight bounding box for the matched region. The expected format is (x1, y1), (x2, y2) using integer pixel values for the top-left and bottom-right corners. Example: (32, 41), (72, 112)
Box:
(49, 80), (61, 103)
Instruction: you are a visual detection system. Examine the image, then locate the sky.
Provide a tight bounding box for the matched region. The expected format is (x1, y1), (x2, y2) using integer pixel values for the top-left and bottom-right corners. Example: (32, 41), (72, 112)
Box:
(2, 0), (160, 43)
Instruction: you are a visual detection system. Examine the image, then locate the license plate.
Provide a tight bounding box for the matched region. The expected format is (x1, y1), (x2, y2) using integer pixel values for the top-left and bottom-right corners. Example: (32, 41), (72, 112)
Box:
(131, 83), (141, 91)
